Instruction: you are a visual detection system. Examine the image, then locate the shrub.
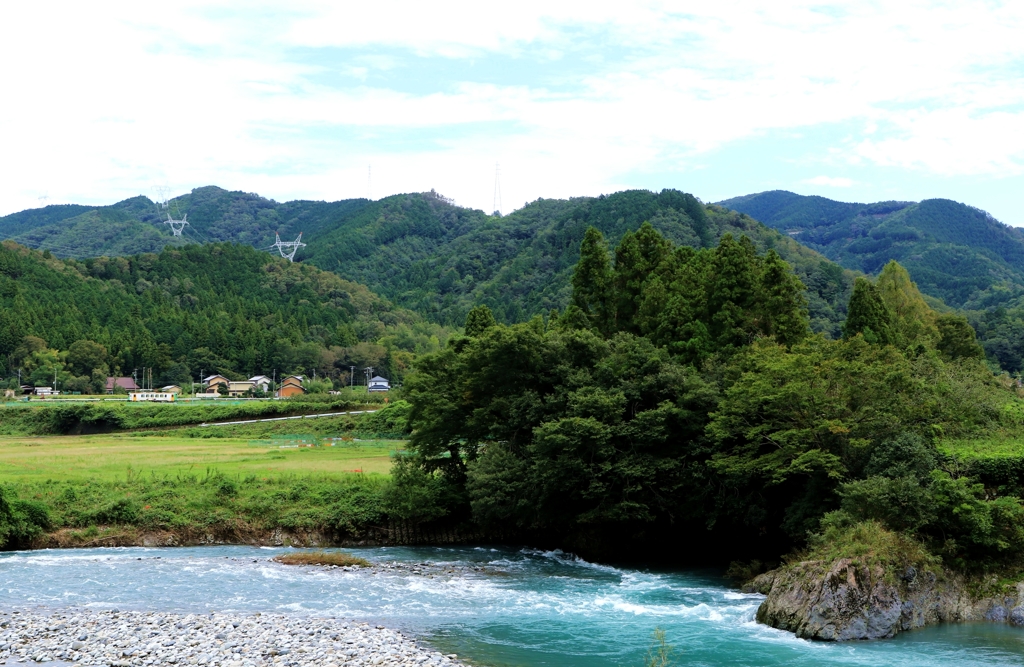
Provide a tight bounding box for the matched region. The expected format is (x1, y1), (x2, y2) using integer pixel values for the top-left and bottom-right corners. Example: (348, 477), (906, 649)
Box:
(0, 488), (52, 548)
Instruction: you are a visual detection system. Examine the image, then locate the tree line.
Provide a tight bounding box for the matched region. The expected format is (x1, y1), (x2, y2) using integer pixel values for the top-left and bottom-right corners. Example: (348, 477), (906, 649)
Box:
(0, 242), (450, 392)
(396, 225), (1022, 569)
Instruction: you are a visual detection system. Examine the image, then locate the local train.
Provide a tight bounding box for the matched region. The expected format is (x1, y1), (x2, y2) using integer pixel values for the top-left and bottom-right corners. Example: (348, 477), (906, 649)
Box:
(127, 392), (177, 402)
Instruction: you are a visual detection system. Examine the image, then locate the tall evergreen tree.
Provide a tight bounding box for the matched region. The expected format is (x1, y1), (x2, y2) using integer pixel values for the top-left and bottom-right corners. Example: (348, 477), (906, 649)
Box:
(843, 277), (895, 345)
(571, 227), (614, 334)
(876, 260), (938, 349)
(758, 249), (810, 346)
(706, 234), (760, 351)
(935, 313), (985, 360)
(464, 305), (497, 338)
(613, 223), (672, 334)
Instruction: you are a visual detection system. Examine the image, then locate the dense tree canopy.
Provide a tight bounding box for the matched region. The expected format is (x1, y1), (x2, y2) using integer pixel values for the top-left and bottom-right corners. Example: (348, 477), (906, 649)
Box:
(0, 241), (449, 389)
(400, 228), (1022, 567)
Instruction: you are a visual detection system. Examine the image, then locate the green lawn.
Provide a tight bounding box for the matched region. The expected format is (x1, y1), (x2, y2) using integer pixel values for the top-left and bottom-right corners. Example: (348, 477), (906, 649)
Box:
(0, 434), (403, 481)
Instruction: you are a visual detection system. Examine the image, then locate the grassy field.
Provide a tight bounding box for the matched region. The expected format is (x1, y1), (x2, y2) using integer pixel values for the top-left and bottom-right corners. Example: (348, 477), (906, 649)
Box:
(0, 434), (403, 482)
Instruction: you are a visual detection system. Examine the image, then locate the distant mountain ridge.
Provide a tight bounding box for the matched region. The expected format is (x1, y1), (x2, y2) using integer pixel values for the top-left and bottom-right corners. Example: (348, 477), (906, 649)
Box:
(0, 186), (856, 335)
(718, 190), (1024, 310)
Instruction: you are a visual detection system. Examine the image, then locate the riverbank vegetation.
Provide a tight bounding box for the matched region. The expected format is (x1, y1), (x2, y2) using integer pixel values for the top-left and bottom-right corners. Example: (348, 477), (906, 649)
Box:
(392, 224), (1024, 576)
(0, 470), (393, 549)
(0, 402), (413, 549)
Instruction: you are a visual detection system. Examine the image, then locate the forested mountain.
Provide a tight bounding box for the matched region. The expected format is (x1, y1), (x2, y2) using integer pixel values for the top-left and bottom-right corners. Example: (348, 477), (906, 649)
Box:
(0, 188), (370, 258)
(719, 190), (1024, 310)
(1, 187), (857, 337)
(0, 242), (448, 390)
(296, 190), (854, 336)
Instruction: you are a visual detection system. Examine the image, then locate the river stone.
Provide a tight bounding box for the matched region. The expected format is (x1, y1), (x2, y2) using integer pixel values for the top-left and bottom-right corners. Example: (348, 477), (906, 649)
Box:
(754, 557), (974, 640)
(1010, 606), (1024, 627)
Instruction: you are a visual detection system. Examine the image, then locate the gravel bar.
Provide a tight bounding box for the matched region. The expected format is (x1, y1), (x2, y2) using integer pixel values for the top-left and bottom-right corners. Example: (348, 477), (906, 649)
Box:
(0, 610), (465, 667)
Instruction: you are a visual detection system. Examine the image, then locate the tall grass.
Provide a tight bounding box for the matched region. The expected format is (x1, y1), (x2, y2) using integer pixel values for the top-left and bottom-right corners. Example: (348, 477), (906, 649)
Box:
(3, 471), (391, 543)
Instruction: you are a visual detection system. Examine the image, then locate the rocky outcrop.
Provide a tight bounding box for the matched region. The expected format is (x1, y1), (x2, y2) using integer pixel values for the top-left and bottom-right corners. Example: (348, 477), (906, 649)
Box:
(748, 559), (1024, 640)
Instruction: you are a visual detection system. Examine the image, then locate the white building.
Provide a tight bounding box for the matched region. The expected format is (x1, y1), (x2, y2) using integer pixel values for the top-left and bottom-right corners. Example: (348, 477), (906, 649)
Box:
(367, 376), (390, 392)
(249, 375), (272, 392)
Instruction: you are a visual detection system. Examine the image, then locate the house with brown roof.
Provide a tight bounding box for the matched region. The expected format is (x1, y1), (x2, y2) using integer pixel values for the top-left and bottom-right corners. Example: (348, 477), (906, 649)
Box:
(106, 377), (140, 394)
(276, 375), (305, 398)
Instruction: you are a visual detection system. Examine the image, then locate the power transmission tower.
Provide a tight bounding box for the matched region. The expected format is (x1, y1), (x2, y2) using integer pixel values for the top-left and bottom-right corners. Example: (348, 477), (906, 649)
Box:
(367, 164), (372, 200)
(154, 185), (171, 209)
(493, 162), (502, 216)
(270, 232), (306, 262)
(164, 212), (189, 236)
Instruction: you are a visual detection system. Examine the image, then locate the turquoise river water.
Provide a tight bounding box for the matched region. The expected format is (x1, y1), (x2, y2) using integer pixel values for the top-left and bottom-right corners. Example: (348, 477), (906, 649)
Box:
(2, 545), (1023, 666)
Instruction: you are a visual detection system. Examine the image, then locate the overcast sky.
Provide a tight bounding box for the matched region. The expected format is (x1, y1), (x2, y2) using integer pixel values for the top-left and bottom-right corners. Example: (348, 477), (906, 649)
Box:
(2, 1), (1022, 223)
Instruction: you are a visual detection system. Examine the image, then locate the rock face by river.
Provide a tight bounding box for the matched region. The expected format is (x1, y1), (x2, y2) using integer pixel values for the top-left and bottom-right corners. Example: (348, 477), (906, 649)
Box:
(0, 610), (462, 667)
(747, 558), (1024, 640)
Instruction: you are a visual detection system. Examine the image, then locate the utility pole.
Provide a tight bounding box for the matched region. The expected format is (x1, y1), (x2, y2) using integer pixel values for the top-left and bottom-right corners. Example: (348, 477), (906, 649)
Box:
(349, 366), (354, 388)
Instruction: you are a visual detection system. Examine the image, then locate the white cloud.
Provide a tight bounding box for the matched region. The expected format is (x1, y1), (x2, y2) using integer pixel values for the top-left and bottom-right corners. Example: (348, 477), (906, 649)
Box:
(1, 1), (1023, 215)
(803, 176), (856, 188)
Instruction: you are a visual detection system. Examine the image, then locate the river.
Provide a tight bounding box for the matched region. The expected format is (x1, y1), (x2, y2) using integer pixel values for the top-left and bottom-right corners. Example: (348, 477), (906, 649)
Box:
(2, 545), (1022, 666)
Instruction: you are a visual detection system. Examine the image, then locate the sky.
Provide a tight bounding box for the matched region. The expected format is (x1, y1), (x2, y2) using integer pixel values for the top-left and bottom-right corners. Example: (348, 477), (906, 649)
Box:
(1, 1), (1023, 223)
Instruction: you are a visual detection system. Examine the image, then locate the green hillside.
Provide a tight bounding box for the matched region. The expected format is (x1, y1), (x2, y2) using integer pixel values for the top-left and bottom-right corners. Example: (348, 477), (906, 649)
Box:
(1, 187), (857, 336)
(0, 241), (448, 390)
(0, 188), (372, 257)
(719, 190), (1024, 310)
(294, 189), (854, 335)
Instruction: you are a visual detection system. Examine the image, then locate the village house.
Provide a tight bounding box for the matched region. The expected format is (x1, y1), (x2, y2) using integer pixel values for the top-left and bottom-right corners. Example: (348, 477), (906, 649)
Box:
(106, 377), (140, 394)
(227, 381), (255, 397)
(203, 375), (229, 392)
(276, 375), (305, 398)
(367, 376), (391, 392)
(160, 385), (182, 395)
(249, 375), (272, 393)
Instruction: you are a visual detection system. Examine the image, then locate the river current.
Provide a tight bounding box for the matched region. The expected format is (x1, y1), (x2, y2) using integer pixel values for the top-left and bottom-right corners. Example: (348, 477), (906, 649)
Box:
(2, 545), (1022, 666)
